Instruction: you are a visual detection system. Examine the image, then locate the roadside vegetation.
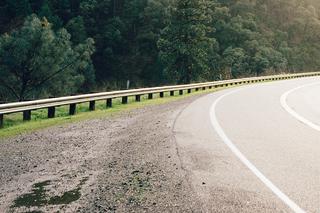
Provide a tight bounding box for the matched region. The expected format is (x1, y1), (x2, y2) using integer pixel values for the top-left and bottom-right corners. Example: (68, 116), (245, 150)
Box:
(1, 0), (320, 102)
(0, 86), (232, 138)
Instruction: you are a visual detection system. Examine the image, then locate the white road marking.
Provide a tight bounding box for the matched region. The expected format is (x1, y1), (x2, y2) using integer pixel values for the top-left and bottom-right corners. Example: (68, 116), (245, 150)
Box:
(280, 82), (320, 132)
(210, 89), (305, 213)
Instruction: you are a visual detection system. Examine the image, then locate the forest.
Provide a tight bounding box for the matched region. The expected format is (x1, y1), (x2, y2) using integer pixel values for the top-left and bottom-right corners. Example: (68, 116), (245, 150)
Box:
(1, 0), (320, 101)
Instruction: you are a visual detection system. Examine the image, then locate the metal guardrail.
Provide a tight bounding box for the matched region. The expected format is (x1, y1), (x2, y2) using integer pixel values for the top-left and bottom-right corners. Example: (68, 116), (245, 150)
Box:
(0, 72), (320, 128)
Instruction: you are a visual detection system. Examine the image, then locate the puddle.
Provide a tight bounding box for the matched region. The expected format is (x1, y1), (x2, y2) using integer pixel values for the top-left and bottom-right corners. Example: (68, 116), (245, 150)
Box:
(12, 177), (88, 209)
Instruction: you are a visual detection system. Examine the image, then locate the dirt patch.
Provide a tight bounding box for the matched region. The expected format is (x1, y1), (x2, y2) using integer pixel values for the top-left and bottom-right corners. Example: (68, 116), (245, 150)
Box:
(0, 95), (203, 212)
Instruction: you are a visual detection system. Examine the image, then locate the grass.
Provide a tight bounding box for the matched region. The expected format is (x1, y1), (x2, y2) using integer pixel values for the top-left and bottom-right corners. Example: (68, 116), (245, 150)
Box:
(0, 85), (237, 139)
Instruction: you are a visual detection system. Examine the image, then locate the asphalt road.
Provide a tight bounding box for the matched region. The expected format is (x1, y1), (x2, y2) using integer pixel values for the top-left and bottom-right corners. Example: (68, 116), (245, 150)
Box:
(174, 76), (320, 212)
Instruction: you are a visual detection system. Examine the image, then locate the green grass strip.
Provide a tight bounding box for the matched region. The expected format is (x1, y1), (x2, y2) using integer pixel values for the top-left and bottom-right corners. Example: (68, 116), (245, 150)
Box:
(0, 84), (242, 139)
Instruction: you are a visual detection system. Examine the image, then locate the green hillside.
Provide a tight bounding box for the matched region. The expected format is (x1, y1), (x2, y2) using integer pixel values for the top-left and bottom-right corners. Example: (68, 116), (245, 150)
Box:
(1, 0), (320, 101)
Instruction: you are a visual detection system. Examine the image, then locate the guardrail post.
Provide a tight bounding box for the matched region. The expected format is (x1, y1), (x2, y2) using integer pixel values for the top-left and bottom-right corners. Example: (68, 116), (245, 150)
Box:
(48, 107), (55, 118)
(0, 114), (3, 128)
(107, 99), (112, 107)
(89, 101), (95, 111)
(122, 96), (128, 104)
(69, 104), (76, 115)
(1, 73), (314, 127)
(148, 93), (153, 99)
(23, 110), (31, 121)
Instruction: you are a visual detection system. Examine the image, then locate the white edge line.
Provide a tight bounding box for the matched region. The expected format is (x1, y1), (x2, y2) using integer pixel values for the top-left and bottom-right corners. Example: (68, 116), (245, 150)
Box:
(209, 89), (305, 213)
(280, 82), (320, 132)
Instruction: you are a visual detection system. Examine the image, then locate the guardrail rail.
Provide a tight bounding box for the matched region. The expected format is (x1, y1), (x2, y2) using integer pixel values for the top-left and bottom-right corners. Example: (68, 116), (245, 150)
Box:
(1, 72), (320, 128)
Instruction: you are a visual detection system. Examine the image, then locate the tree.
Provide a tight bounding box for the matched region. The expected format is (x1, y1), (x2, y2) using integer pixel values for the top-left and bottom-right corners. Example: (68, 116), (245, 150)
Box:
(1, 0), (320, 98)
(223, 47), (249, 78)
(0, 15), (95, 101)
(158, 0), (218, 84)
(5, 0), (31, 17)
(66, 16), (87, 44)
(38, 0), (62, 28)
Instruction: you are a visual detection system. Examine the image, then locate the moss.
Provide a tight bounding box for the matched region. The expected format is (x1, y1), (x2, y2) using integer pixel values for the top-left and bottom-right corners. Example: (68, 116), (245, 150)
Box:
(12, 177), (88, 209)
(12, 181), (51, 208)
(48, 188), (81, 205)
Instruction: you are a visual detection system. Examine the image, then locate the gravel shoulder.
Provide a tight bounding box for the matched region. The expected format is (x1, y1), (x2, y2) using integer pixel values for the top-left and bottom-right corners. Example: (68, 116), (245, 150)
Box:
(0, 95), (204, 213)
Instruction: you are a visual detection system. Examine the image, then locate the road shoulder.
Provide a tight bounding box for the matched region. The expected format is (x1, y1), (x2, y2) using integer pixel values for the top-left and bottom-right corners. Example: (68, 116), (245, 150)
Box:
(0, 94), (203, 212)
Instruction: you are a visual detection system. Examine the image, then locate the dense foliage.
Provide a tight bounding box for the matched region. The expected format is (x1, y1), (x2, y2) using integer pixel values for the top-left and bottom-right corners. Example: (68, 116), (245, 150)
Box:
(0, 15), (94, 101)
(1, 0), (320, 101)
(158, 0), (217, 84)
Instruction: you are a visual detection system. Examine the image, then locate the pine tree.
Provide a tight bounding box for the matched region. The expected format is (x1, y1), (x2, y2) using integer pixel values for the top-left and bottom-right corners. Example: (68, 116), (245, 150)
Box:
(158, 0), (218, 84)
(0, 15), (95, 101)
(6, 0), (31, 17)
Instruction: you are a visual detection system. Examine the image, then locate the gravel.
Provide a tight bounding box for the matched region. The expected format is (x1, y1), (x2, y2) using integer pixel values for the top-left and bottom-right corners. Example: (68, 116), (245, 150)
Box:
(0, 95), (203, 213)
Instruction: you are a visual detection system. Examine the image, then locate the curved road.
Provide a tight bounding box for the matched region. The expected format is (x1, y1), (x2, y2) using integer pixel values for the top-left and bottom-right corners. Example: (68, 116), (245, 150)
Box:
(174, 76), (320, 212)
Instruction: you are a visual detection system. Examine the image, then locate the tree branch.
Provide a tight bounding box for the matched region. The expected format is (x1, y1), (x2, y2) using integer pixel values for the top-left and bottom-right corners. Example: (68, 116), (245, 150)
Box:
(0, 78), (20, 100)
(24, 51), (87, 95)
